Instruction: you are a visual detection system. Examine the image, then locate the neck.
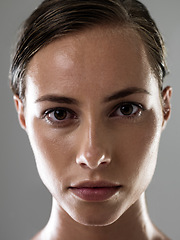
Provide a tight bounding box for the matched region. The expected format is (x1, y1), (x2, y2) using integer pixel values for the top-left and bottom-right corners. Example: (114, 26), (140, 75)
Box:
(41, 193), (157, 240)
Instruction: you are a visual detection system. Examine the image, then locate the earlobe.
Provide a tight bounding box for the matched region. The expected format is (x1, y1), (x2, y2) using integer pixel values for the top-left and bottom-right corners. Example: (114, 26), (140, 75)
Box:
(13, 95), (27, 130)
(161, 86), (172, 129)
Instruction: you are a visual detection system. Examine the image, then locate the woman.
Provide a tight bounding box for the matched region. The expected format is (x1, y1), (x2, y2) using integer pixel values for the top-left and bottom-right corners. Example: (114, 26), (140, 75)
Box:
(10, 0), (172, 239)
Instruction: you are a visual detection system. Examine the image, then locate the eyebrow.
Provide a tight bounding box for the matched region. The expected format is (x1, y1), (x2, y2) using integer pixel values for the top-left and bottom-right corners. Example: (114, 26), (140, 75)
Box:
(35, 87), (150, 105)
(103, 87), (151, 102)
(35, 95), (79, 105)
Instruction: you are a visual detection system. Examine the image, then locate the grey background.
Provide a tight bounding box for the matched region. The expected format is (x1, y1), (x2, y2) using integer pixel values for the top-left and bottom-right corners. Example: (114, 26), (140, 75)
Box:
(0, 0), (179, 239)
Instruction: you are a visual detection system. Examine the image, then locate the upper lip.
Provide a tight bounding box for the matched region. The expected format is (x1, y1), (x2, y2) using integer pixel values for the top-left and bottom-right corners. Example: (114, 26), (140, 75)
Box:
(69, 181), (122, 188)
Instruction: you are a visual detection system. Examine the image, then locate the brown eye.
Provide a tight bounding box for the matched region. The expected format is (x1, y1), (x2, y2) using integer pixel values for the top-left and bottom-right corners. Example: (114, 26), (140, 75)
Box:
(54, 109), (67, 120)
(110, 102), (142, 118)
(120, 104), (134, 115)
(44, 107), (77, 125)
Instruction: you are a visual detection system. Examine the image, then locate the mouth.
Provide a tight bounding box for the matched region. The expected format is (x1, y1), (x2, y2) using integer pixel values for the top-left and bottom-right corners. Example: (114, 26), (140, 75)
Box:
(69, 181), (122, 202)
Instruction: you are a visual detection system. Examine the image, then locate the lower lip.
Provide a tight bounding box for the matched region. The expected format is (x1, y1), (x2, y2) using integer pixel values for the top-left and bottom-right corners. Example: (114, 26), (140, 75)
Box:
(69, 186), (121, 202)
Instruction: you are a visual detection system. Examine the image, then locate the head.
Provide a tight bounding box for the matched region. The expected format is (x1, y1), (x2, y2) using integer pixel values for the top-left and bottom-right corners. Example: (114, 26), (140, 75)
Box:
(10, 0), (172, 226)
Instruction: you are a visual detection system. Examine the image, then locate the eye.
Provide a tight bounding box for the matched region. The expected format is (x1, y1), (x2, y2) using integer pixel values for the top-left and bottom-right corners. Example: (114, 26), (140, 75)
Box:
(110, 102), (143, 118)
(118, 103), (138, 116)
(52, 109), (68, 121)
(43, 108), (77, 125)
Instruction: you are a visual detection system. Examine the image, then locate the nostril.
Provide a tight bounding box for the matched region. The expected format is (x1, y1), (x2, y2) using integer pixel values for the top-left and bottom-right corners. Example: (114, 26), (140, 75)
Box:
(101, 161), (108, 165)
(99, 156), (111, 166)
(77, 156), (111, 169)
(80, 162), (88, 168)
(76, 150), (111, 169)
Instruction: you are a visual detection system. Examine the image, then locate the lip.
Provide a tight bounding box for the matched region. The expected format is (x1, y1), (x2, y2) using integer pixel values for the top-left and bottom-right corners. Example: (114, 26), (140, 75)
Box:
(69, 181), (122, 202)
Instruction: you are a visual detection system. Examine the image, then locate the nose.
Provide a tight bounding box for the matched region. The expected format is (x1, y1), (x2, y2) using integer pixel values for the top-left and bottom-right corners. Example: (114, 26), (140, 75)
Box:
(76, 120), (111, 169)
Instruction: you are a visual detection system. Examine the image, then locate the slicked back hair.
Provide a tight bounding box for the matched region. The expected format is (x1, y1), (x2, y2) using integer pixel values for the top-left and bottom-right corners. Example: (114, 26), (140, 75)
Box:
(10, 0), (167, 101)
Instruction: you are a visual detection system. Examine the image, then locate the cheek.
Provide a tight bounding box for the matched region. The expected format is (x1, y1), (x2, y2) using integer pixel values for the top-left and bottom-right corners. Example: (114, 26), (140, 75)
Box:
(114, 111), (163, 189)
(26, 119), (75, 191)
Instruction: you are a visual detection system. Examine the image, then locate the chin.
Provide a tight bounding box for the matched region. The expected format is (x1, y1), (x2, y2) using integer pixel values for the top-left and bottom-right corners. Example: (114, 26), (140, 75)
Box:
(67, 202), (123, 227)
(78, 218), (117, 227)
(73, 214), (118, 227)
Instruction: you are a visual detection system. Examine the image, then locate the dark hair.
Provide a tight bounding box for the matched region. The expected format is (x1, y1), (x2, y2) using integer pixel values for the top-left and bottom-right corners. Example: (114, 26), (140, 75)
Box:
(10, 0), (167, 101)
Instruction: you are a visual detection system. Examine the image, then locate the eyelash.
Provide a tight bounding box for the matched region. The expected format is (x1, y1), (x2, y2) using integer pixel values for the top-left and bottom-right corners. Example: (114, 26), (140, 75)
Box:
(109, 102), (145, 119)
(42, 102), (145, 126)
(42, 107), (78, 126)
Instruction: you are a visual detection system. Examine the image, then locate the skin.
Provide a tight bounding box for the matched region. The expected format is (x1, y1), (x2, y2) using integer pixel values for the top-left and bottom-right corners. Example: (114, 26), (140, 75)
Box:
(14, 26), (172, 240)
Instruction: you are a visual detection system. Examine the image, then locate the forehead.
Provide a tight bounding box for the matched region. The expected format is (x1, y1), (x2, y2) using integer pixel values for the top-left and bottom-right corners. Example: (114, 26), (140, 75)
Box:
(25, 25), (157, 101)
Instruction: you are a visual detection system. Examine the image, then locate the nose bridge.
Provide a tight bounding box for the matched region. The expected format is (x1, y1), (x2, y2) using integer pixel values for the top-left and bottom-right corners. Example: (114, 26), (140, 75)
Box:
(76, 115), (111, 169)
(86, 118), (103, 157)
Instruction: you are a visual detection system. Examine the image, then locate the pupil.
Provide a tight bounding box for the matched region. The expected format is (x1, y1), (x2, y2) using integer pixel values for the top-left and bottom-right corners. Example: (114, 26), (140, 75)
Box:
(121, 104), (133, 115)
(54, 110), (67, 120)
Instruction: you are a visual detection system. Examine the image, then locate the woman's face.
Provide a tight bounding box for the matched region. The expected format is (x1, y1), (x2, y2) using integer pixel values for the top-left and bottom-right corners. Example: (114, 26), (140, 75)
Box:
(16, 26), (168, 226)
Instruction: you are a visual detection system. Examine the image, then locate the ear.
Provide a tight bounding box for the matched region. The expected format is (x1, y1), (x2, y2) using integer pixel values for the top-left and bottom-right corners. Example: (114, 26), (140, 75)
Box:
(13, 95), (27, 130)
(161, 86), (172, 130)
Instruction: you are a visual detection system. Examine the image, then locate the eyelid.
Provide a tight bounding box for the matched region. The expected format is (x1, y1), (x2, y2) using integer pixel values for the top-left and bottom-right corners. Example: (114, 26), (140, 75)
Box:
(41, 107), (78, 127)
(114, 101), (144, 110)
(43, 107), (75, 118)
(109, 101), (145, 117)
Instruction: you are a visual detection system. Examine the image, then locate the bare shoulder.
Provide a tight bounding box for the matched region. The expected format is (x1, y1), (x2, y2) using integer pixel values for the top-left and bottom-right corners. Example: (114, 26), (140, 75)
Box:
(30, 231), (43, 240)
(30, 235), (39, 240)
(153, 237), (171, 240)
(152, 230), (171, 240)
